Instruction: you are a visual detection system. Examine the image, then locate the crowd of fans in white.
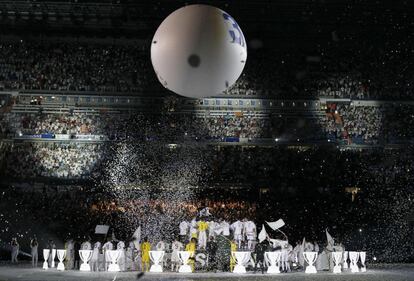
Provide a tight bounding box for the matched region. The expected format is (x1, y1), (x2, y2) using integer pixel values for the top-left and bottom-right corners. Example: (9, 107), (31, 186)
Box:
(0, 43), (149, 92)
(330, 104), (414, 145)
(4, 142), (103, 179)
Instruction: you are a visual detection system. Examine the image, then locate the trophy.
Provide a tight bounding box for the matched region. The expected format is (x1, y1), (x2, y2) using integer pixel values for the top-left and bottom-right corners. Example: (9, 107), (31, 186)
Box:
(178, 251), (192, 273)
(42, 249), (50, 270)
(232, 251), (251, 274)
(149, 251), (165, 273)
(107, 250), (121, 272)
(359, 251), (366, 272)
(303, 251), (318, 274)
(79, 250), (93, 271)
(332, 252), (343, 274)
(56, 249), (66, 271)
(349, 251), (360, 273)
(265, 251), (281, 274)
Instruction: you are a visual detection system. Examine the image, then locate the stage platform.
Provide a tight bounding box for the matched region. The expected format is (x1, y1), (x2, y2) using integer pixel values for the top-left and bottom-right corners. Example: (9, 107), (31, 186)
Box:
(0, 264), (413, 281)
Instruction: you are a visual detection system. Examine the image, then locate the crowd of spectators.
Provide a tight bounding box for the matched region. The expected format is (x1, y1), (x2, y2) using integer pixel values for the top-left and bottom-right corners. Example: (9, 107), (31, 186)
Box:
(0, 146), (412, 262)
(0, 39), (413, 99)
(340, 105), (383, 145)
(2, 101), (414, 144)
(3, 142), (104, 179)
(329, 103), (414, 145)
(3, 113), (111, 136)
(0, 111), (328, 141)
(0, 42), (152, 92)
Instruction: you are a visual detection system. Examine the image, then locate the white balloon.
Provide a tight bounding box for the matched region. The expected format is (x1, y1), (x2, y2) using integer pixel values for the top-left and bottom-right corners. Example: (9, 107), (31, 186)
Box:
(151, 4), (247, 98)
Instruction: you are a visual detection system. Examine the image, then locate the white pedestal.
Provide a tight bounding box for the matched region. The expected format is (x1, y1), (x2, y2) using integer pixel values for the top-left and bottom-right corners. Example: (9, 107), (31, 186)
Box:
(43, 249), (50, 270)
(179, 265), (192, 273)
(149, 251), (165, 273)
(79, 250), (92, 271)
(57, 249), (66, 271)
(265, 251), (281, 274)
(359, 251), (366, 272)
(349, 251), (360, 273)
(107, 250), (121, 272)
(178, 251), (192, 273)
(232, 251), (251, 274)
(332, 252), (343, 274)
(303, 252), (318, 274)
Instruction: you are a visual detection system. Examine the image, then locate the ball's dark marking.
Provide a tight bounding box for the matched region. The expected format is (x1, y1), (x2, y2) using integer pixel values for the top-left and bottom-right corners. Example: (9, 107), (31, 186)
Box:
(188, 54), (201, 67)
(241, 60), (245, 63)
(153, 40), (157, 44)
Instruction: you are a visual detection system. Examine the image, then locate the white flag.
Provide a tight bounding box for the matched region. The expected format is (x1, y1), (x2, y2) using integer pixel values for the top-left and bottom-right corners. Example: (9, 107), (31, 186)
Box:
(258, 224), (267, 243)
(95, 225), (109, 235)
(132, 226), (141, 241)
(326, 228), (335, 250)
(266, 219), (285, 230)
(301, 237), (306, 252)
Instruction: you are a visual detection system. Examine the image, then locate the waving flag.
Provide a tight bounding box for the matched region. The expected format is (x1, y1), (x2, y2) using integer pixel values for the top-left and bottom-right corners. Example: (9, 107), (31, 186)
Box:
(258, 224), (268, 243)
(266, 219), (285, 230)
(326, 228), (335, 251)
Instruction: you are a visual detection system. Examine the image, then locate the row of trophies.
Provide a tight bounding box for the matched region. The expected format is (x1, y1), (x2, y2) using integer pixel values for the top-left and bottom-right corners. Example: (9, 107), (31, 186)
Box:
(302, 251), (367, 274)
(228, 251), (366, 274)
(41, 249), (367, 274)
(41, 249), (193, 273)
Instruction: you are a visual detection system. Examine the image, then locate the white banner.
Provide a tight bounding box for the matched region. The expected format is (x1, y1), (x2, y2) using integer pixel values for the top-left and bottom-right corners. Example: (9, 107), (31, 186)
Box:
(55, 134), (70, 140)
(95, 225), (110, 235)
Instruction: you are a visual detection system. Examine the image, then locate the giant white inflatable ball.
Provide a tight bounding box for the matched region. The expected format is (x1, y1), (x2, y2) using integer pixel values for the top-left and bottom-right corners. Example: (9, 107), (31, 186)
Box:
(151, 4), (247, 98)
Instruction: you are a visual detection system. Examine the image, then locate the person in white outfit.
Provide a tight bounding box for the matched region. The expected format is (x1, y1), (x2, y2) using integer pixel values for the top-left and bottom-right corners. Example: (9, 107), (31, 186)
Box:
(292, 241), (301, 267)
(189, 218), (198, 240)
(208, 220), (217, 239)
(81, 239), (92, 250)
(48, 239), (56, 268)
(314, 241), (320, 253)
(91, 242), (101, 272)
(179, 220), (189, 242)
(231, 220), (244, 248)
(102, 239), (113, 271)
(220, 219), (230, 237)
(243, 219), (257, 250)
(11, 238), (19, 263)
(170, 238), (183, 272)
(30, 237), (38, 267)
(281, 243), (293, 272)
(117, 241), (126, 271)
(304, 241), (314, 252)
(156, 240), (166, 251)
(132, 238), (141, 272)
(156, 240), (167, 268)
(65, 239), (74, 270)
(126, 241), (135, 271)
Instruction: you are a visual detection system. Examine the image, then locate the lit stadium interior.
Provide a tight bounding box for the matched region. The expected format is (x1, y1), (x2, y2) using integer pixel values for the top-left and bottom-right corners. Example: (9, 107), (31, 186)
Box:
(0, 1), (413, 280)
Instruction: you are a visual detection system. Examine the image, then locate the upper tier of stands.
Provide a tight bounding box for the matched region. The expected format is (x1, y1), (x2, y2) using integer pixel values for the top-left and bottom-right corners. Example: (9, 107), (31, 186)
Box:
(0, 39), (413, 99)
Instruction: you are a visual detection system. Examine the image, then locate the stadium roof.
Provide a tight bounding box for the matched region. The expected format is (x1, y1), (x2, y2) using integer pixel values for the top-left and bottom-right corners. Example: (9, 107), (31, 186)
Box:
(0, 0), (412, 41)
